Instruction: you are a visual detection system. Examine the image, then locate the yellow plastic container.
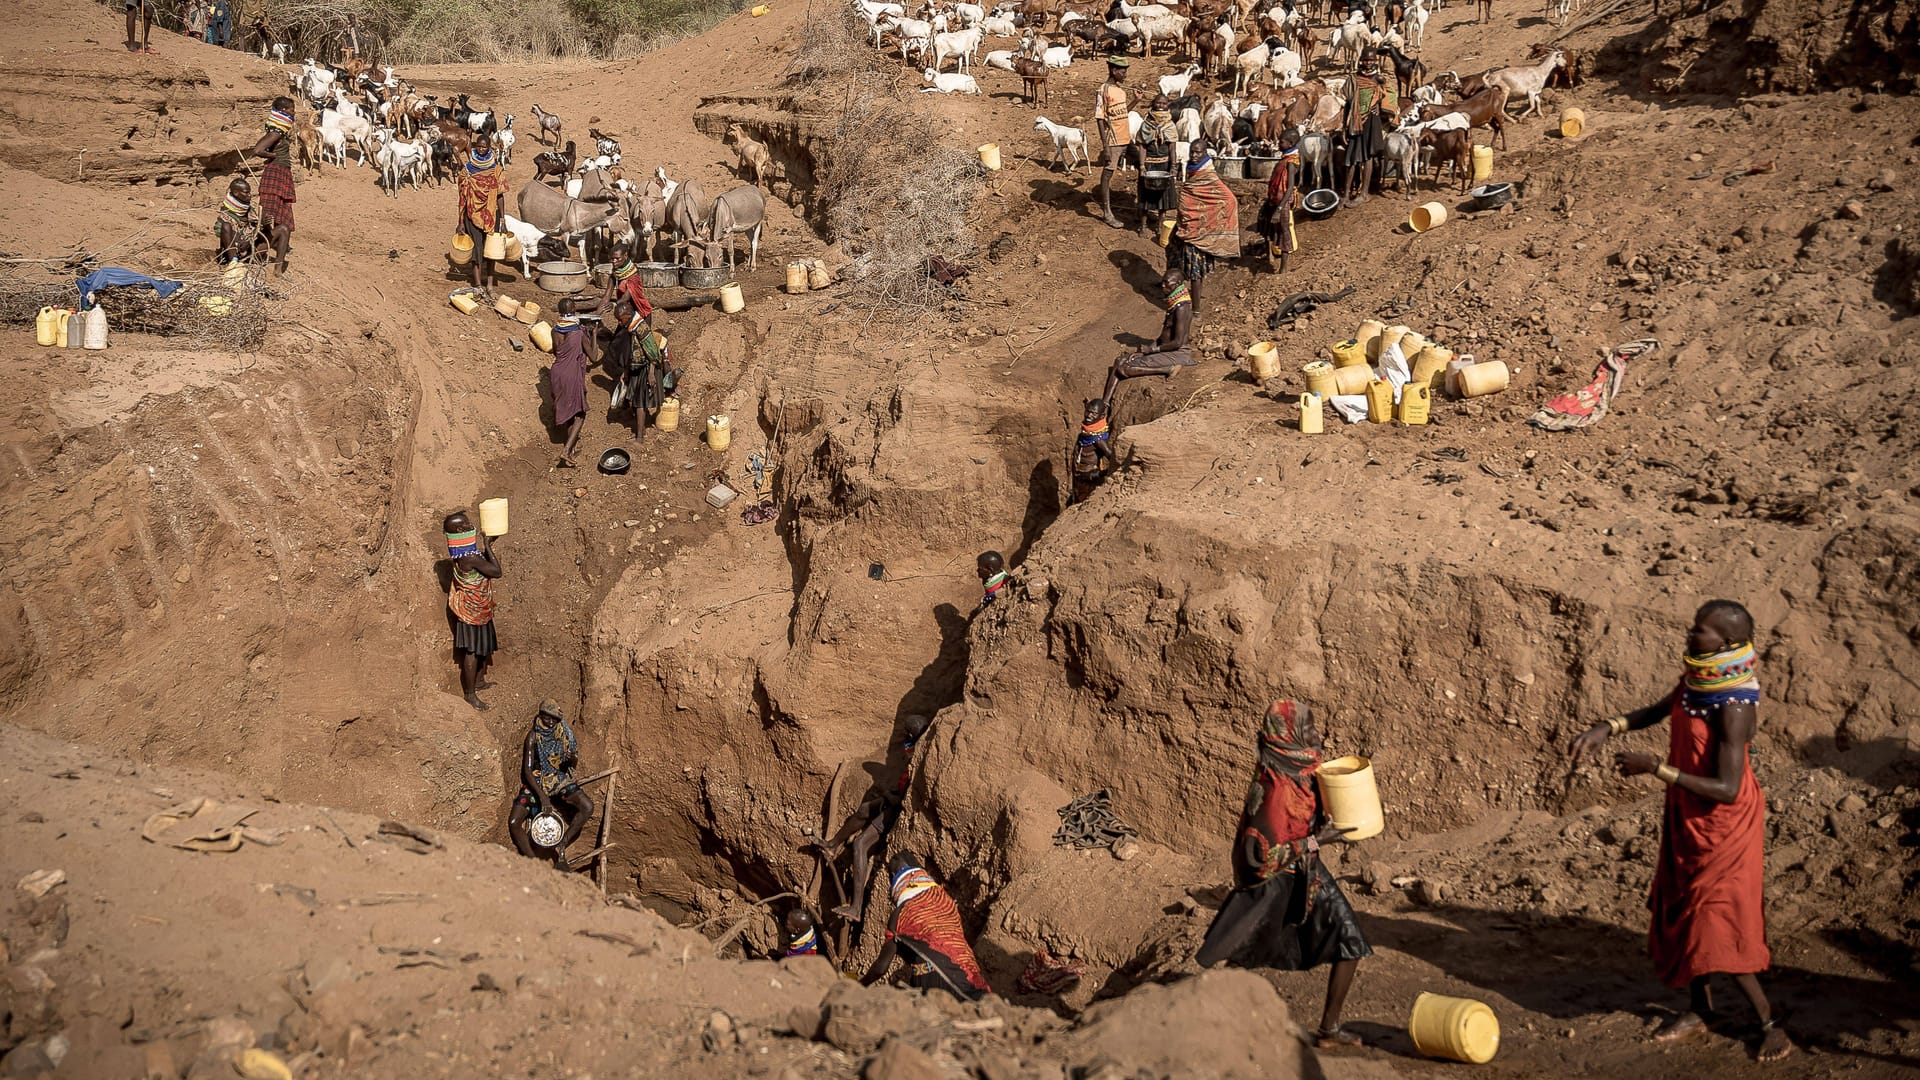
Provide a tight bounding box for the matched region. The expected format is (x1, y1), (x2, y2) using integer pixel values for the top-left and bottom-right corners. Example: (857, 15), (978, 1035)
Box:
(1371, 324), (1409, 363)
(1396, 383), (1431, 425)
(1364, 379), (1393, 423)
(1560, 107), (1586, 139)
(656, 396), (681, 432)
(1410, 992), (1500, 1064)
(807, 260), (832, 289)
(54, 310), (72, 348)
(978, 143), (1002, 171)
(483, 232), (508, 260)
(223, 263), (249, 288)
(1410, 202), (1448, 232)
(1156, 215), (1177, 246)
(199, 295), (234, 316)
(785, 261), (808, 294)
(451, 233), (474, 264)
(1458, 360), (1510, 398)
(1329, 338), (1368, 368)
(529, 321), (554, 352)
(1409, 346), (1452, 390)
(719, 282), (745, 314)
(1354, 319), (1385, 354)
(1302, 360), (1337, 399)
(751, 3), (771, 14)
(707, 414), (731, 451)
(478, 498), (510, 537)
(1398, 330), (1429, 358)
(493, 295), (522, 319)
(451, 293), (480, 314)
(35, 306), (59, 346)
(1332, 364), (1375, 396)
(517, 301), (540, 324)
(1317, 755), (1384, 840)
(1298, 391), (1324, 434)
(1248, 341), (1281, 381)
(1472, 144), (1493, 182)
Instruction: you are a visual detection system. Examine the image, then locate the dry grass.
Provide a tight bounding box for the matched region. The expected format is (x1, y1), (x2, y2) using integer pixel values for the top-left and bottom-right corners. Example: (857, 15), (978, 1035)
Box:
(795, 8), (982, 312)
(0, 269), (271, 351)
(264, 0), (749, 64)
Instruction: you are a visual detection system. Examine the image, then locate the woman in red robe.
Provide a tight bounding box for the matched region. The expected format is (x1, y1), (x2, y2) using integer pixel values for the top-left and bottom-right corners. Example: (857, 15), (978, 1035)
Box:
(1569, 599), (1790, 1062)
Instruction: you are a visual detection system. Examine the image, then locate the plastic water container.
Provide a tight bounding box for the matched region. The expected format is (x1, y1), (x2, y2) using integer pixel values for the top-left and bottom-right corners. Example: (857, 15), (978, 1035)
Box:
(80, 306), (108, 350)
(529, 321), (554, 352)
(493, 295), (522, 319)
(483, 232), (508, 260)
(1298, 391), (1324, 434)
(1365, 379), (1393, 423)
(1560, 107), (1586, 139)
(1410, 346), (1452, 389)
(1472, 145), (1493, 182)
(785, 261), (808, 293)
(517, 301), (540, 325)
(807, 260), (832, 289)
(1329, 338), (1368, 368)
(707, 415), (731, 451)
(1372, 325), (1409, 363)
(1156, 216), (1177, 246)
(1302, 360), (1337, 399)
(1396, 383), (1431, 425)
(1458, 360), (1510, 397)
(656, 396), (681, 432)
(1331, 364), (1375, 396)
(450, 233), (474, 264)
(478, 498), (509, 537)
(1410, 202), (1448, 232)
(1354, 319), (1385, 354)
(1410, 993), (1500, 1064)
(504, 236), (524, 263)
(978, 143), (1001, 170)
(55, 310), (73, 348)
(450, 293), (479, 314)
(719, 282), (745, 314)
(1248, 341), (1281, 381)
(1316, 755), (1383, 840)
(35, 307), (59, 346)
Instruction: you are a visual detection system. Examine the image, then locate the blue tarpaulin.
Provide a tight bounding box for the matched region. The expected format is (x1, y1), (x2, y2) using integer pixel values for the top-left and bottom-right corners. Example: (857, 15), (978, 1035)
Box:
(76, 267), (185, 308)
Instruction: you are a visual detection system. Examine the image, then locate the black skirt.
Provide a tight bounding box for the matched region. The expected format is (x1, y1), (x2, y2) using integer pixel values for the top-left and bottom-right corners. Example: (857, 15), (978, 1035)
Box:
(450, 615), (497, 658)
(1195, 861), (1372, 971)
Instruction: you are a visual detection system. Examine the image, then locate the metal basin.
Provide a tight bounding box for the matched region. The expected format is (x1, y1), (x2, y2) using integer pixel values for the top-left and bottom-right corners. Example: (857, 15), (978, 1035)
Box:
(1469, 182), (1514, 211)
(635, 262), (682, 289)
(1301, 189), (1340, 219)
(536, 260), (589, 294)
(680, 265), (729, 290)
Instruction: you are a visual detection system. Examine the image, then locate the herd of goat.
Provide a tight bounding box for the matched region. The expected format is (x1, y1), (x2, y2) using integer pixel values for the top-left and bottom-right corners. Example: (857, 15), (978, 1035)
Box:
(859, 0), (1577, 195)
(281, 57), (769, 271)
(272, 0), (1578, 273)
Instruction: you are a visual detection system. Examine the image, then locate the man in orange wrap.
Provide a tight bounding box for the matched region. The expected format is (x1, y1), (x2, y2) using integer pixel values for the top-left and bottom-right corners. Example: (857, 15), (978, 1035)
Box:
(1569, 599), (1790, 1063)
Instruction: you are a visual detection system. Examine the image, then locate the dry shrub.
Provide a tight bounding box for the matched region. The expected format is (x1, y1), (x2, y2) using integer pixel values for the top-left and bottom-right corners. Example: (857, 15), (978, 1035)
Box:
(266, 0), (748, 64)
(798, 8), (982, 310)
(0, 269), (271, 350)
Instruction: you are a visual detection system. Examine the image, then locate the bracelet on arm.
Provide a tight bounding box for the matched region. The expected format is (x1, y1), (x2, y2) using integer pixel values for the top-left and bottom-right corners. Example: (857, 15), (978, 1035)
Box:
(1655, 764), (1681, 785)
(1606, 715), (1630, 736)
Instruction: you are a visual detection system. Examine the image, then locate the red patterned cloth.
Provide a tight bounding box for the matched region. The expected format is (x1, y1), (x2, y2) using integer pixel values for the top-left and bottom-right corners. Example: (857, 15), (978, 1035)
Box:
(448, 566), (495, 625)
(1649, 691), (1770, 988)
(887, 873), (990, 999)
(258, 162), (296, 233)
(1233, 700), (1322, 889)
(1176, 165), (1241, 258)
(1529, 339), (1658, 431)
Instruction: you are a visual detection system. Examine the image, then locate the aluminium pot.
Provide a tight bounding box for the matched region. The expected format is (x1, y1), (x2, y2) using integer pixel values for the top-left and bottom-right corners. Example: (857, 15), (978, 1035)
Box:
(536, 260), (589, 294)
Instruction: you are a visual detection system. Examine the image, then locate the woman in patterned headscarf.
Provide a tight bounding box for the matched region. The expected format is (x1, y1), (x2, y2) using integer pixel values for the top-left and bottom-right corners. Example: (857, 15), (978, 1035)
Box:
(1197, 700), (1371, 1049)
(860, 852), (991, 1001)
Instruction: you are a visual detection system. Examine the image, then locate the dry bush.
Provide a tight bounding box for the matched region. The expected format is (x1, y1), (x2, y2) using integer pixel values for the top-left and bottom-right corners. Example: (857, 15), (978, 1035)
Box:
(261, 0), (747, 64)
(799, 8), (982, 310)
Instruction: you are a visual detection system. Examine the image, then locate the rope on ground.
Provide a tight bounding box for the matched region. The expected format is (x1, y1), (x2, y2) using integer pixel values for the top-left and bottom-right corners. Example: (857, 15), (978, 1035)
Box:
(1053, 789), (1138, 850)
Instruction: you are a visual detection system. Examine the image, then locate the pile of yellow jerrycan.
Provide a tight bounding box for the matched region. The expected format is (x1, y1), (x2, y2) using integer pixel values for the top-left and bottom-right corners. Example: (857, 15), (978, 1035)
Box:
(1247, 318), (1510, 434)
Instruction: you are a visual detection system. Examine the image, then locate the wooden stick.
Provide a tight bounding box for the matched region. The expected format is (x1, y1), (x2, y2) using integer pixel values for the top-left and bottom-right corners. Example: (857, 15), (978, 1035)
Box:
(574, 766), (620, 788)
(594, 767), (617, 896)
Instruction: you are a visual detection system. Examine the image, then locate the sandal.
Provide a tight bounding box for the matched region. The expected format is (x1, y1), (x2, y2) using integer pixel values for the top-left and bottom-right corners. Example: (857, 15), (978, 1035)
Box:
(1756, 1018), (1792, 1063)
(1314, 1025), (1363, 1049)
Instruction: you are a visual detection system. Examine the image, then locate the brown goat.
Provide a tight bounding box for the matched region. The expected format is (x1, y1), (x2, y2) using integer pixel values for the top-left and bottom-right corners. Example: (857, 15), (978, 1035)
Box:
(1449, 85), (1510, 150)
(1421, 126), (1475, 192)
(1012, 56), (1050, 106)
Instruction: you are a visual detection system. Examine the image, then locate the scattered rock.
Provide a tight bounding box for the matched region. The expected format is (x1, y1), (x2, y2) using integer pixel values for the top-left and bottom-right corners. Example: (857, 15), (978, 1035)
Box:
(1874, 813), (1899, 829)
(1414, 879), (1450, 906)
(703, 1010), (737, 1052)
(0, 1044), (54, 1078)
(1110, 838), (1140, 861)
(1836, 793), (1868, 814)
(1838, 199), (1866, 221)
(16, 869), (65, 898)
(201, 1016), (255, 1052)
(863, 1039), (945, 1080)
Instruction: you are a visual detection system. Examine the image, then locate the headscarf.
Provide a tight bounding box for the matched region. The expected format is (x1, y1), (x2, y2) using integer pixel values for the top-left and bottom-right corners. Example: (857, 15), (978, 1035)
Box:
(1146, 109), (1176, 143)
(890, 864), (937, 907)
(1681, 642), (1760, 712)
(1232, 700), (1323, 888)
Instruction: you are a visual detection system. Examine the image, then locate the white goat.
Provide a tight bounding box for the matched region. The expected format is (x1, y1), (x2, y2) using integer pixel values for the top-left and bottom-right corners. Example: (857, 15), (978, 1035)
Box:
(985, 49), (1017, 69)
(1267, 44), (1302, 87)
(1159, 64), (1202, 97)
(1329, 13), (1367, 66)
(982, 13), (1018, 35)
(1043, 45), (1074, 68)
(497, 114), (516, 164)
(1033, 116), (1090, 174)
(1202, 97), (1234, 146)
(1233, 40), (1270, 95)
(953, 2), (986, 25)
(373, 130), (430, 194)
(319, 107), (373, 167)
(1129, 13), (1191, 57)
(931, 25), (984, 71)
(922, 69), (982, 93)
(1403, 0), (1429, 48)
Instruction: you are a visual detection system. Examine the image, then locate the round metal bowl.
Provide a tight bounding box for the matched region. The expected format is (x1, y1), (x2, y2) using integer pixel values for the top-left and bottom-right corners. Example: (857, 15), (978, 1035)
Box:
(635, 261), (682, 289)
(597, 448), (631, 474)
(536, 260), (589, 294)
(1469, 182), (1514, 211)
(680, 265), (728, 290)
(1301, 189), (1341, 219)
(1140, 169), (1175, 184)
(591, 261), (612, 286)
(1215, 155), (1247, 180)
(1246, 156), (1280, 180)
(529, 812), (565, 848)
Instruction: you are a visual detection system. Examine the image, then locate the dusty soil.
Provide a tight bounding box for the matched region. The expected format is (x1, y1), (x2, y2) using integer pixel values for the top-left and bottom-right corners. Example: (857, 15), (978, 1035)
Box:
(1, 0), (1917, 1075)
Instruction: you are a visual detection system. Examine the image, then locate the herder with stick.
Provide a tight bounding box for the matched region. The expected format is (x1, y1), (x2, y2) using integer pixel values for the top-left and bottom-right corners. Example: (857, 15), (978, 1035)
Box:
(1567, 599), (1790, 1062)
